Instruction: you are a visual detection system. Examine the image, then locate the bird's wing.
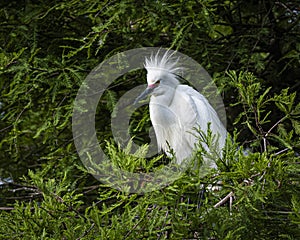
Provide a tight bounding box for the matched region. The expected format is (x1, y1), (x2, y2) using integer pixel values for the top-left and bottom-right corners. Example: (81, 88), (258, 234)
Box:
(172, 85), (227, 152)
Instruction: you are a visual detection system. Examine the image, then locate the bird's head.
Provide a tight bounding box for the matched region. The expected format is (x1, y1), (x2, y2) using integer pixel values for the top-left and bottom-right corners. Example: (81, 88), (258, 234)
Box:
(134, 50), (183, 104)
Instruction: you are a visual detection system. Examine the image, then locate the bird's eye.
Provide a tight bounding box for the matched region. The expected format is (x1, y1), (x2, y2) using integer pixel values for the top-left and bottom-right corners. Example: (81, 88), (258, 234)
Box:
(156, 80), (160, 84)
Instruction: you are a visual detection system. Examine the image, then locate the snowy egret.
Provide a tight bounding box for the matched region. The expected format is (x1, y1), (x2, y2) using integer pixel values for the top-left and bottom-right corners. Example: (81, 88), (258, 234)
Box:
(135, 50), (227, 167)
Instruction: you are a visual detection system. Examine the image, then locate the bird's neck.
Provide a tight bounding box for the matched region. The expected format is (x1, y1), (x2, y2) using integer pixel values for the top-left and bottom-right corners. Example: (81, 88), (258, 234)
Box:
(151, 84), (178, 106)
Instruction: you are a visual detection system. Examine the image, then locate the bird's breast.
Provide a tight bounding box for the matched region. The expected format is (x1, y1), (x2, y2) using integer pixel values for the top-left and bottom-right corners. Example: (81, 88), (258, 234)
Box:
(149, 102), (179, 127)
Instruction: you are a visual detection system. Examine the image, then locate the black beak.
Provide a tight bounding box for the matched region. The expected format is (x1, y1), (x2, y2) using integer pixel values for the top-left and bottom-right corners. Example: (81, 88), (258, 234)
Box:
(133, 87), (154, 105)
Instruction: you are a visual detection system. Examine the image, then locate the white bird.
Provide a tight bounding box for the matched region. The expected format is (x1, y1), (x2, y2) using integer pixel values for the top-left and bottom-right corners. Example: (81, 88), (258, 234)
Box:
(135, 50), (227, 168)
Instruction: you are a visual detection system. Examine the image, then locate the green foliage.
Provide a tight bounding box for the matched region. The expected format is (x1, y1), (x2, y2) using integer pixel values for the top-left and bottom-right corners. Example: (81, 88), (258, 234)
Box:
(0, 0), (299, 239)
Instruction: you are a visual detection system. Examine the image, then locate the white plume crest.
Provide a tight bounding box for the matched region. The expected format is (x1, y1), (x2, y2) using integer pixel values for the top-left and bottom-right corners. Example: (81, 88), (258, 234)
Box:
(144, 50), (183, 76)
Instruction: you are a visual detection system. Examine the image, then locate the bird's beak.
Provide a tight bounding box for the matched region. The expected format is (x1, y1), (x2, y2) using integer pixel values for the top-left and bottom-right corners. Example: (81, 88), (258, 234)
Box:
(134, 84), (156, 105)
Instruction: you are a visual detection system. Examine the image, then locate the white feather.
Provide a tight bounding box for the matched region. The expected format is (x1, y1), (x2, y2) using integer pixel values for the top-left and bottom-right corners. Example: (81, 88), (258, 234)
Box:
(144, 50), (227, 166)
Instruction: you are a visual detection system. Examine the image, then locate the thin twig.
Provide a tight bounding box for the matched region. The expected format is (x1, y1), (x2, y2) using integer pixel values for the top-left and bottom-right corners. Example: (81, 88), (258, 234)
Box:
(157, 209), (169, 240)
(265, 116), (288, 137)
(0, 124), (13, 133)
(273, 147), (290, 156)
(214, 191), (234, 208)
(0, 207), (35, 211)
(76, 223), (95, 240)
(124, 215), (145, 239)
